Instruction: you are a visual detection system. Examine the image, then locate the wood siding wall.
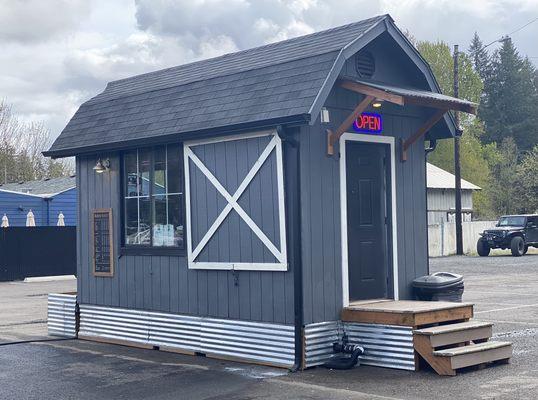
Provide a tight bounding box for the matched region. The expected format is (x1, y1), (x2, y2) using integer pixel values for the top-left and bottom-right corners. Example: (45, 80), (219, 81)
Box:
(300, 86), (430, 325)
(427, 189), (474, 224)
(76, 139), (295, 324)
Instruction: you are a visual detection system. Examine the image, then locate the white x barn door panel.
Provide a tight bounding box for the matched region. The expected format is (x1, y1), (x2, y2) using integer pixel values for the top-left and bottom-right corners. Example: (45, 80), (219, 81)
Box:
(184, 131), (287, 271)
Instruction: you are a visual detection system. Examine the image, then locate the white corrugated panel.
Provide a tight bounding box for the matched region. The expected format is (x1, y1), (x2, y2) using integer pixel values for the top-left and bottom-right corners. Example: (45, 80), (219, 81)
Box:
(78, 304), (295, 368)
(48, 293), (77, 338)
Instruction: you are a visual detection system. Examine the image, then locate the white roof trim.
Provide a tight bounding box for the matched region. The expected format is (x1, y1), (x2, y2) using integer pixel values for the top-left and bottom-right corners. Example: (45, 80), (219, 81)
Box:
(427, 163), (481, 190)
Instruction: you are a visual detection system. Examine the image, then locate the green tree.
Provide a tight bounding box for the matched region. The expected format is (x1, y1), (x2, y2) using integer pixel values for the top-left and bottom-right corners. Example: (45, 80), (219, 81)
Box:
(488, 137), (520, 215)
(468, 33), (490, 81)
(417, 40), (496, 218)
(480, 39), (538, 151)
(515, 145), (538, 213)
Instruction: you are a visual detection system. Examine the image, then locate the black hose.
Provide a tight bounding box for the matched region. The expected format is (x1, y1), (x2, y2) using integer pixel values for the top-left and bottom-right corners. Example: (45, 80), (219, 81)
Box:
(323, 345), (364, 370)
(0, 337), (74, 346)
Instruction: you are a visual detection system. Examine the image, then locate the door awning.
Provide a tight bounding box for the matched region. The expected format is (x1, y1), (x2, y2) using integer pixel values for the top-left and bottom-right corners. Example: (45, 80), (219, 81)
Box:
(327, 77), (478, 160)
(339, 78), (477, 114)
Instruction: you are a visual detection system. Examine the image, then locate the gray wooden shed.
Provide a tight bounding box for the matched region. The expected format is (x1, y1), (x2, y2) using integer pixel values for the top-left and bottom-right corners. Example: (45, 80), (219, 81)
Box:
(45, 14), (477, 369)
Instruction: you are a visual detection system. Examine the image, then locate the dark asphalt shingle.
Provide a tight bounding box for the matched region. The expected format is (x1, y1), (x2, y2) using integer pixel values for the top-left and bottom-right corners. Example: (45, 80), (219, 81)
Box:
(46, 15), (388, 157)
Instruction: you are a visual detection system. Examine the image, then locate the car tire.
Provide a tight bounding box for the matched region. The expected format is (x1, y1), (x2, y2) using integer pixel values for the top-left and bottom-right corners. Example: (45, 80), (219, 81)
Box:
(510, 236), (525, 257)
(523, 245), (529, 255)
(477, 239), (490, 257)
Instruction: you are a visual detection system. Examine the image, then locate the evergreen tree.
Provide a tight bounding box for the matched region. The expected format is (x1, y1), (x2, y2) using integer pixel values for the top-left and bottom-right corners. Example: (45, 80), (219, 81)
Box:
(515, 145), (538, 213)
(480, 39), (538, 151)
(468, 32), (490, 81)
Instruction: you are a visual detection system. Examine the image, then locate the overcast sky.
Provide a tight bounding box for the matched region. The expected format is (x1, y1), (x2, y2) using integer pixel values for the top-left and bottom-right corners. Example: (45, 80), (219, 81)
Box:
(1, 0), (537, 140)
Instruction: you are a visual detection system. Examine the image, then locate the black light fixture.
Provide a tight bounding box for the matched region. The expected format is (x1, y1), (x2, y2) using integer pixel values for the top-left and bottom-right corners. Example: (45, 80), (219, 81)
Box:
(93, 158), (110, 174)
(372, 99), (383, 108)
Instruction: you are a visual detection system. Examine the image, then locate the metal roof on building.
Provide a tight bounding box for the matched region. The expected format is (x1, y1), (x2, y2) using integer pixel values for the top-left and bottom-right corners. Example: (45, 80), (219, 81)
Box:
(347, 78), (477, 113)
(0, 176), (76, 197)
(427, 163), (481, 190)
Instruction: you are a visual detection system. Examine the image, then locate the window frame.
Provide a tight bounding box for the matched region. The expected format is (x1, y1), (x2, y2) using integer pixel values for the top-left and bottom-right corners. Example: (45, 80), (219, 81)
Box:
(119, 143), (186, 257)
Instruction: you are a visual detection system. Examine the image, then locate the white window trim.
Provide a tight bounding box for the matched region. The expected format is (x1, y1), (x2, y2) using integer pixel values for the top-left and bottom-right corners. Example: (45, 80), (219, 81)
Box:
(184, 131), (287, 271)
(339, 132), (399, 308)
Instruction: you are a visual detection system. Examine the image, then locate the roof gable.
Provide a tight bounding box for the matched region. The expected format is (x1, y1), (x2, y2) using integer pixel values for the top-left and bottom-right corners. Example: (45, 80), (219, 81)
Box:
(45, 14), (456, 157)
(45, 15), (388, 157)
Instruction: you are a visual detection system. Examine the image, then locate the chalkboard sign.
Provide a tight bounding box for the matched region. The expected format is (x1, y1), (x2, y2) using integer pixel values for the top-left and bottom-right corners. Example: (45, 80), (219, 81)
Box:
(92, 209), (114, 277)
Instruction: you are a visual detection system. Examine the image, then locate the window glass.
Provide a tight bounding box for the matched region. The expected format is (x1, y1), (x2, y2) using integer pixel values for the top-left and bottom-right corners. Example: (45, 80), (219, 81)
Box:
(124, 151), (138, 197)
(154, 147), (167, 195)
(139, 149), (151, 196)
(498, 216), (526, 227)
(139, 197), (151, 245)
(125, 198), (139, 244)
(167, 145), (181, 194)
(123, 145), (184, 249)
(167, 194), (183, 247)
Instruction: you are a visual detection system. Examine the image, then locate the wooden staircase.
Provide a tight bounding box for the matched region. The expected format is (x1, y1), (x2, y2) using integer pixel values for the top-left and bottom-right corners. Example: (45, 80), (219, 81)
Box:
(414, 321), (512, 376)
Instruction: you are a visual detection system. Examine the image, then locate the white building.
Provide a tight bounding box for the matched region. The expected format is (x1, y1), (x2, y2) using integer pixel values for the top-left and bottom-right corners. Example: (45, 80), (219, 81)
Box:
(427, 163), (481, 225)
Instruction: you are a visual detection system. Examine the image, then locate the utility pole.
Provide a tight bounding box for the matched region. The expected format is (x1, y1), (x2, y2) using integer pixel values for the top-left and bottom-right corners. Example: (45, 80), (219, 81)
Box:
(453, 45), (463, 255)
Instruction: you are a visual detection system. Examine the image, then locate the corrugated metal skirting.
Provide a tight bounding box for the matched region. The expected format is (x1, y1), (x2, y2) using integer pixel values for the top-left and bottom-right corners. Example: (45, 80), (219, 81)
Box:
(344, 322), (415, 370)
(303, 321), (341, 367)
(47, 293), (77, 338)
(304, 321), (415, 370)
(79, 304), (295, 368)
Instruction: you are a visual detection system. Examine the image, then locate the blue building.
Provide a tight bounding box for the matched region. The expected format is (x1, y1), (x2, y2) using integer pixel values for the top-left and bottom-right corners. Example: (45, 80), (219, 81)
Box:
(0, 176), (76, 226)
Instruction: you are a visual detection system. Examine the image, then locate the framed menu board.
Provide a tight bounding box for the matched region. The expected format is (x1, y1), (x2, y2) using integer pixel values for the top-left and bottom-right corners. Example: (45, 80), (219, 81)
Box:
(92, 208), (114, 277)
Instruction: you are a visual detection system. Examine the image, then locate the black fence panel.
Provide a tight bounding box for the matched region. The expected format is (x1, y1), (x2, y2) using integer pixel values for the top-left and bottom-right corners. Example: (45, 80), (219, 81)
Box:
(0, 227), (76, 281)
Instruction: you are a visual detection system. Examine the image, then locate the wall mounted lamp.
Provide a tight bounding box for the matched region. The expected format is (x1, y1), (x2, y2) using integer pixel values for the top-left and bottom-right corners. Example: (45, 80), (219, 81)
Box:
(93, 158), (110, 174)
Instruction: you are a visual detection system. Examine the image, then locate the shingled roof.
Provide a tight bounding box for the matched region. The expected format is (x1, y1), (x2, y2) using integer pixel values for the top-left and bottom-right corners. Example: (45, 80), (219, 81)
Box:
(45, 14), (457, 158)
(45, 15), (391, 157)
(0, 175), (76, 197)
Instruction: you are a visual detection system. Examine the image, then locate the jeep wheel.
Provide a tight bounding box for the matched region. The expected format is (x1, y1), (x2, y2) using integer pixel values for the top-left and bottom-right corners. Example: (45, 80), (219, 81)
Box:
(477, 239), (490, 257)
(510, 236), (525, 257)
(523, 245), (529, 255)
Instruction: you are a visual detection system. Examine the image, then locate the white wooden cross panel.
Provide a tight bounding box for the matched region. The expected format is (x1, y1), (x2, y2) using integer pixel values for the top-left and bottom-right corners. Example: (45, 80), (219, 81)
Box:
(184, 131), (287, 271)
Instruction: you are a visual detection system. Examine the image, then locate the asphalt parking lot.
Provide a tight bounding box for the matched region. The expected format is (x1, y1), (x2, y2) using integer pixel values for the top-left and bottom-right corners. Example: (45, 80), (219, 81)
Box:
(0, 254), (537, 399)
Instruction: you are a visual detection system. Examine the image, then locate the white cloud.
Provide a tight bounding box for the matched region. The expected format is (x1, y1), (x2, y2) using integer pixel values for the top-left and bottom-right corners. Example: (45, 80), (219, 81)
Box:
(0, 0), (536, 143)
(0, 0), (91, 43)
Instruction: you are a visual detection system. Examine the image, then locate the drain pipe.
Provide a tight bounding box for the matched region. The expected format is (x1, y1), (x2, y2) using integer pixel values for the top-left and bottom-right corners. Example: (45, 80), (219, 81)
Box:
(425, 139), (437, 155)
(278, 125), (304, 372)
(425, 138), (437, 274)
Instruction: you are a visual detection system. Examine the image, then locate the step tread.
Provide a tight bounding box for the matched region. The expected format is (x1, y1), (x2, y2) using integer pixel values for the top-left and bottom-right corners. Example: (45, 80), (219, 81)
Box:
(433, 341), (512, 357)
(414, 321), (493, 336)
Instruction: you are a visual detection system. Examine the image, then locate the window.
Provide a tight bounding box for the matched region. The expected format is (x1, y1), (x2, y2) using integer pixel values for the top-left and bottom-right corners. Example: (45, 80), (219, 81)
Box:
(123, 144), (184, 250)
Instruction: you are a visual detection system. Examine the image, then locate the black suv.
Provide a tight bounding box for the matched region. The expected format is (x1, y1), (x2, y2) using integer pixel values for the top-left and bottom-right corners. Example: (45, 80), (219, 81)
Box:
(477, 215), (538, 257)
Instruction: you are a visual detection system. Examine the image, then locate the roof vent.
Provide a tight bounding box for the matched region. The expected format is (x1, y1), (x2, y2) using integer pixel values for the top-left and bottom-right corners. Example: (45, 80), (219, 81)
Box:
(356, 51), (375, 78)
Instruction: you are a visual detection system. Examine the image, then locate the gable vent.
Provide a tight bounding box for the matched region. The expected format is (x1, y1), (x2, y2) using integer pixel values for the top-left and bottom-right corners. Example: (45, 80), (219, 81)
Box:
(356, 52), (375, 78)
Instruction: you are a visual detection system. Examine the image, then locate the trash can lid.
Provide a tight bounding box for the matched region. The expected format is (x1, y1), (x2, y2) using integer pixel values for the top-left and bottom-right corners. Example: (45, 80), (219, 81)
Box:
(412, 272), (463, 289)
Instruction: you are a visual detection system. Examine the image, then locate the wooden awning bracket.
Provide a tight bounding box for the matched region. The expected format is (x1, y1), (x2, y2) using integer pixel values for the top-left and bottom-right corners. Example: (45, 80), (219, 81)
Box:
(401, 109), (447, 162)
(327, 95), (375, 156)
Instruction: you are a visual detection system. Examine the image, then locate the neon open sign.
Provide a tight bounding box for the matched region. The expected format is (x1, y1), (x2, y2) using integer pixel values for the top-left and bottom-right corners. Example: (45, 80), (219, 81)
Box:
(353, 113), (382, 134)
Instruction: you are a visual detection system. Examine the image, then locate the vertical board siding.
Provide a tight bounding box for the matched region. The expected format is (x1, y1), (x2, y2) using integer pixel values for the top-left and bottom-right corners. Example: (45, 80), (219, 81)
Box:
(77, 135), (294, 324)
(301, 86), (429, 324)
(0, 188), (76, 227)
(49, 188), (77, 226)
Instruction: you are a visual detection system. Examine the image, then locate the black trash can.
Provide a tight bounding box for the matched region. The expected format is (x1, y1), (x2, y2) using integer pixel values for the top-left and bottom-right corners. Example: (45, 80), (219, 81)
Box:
(412, 272), (464, 302)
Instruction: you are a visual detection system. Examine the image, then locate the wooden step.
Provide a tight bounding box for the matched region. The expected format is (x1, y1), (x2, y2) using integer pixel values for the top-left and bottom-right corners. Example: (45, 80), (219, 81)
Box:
(433, 341), (512, 370)
(414, 321), (493, 347)
(342, 300), (474, 327)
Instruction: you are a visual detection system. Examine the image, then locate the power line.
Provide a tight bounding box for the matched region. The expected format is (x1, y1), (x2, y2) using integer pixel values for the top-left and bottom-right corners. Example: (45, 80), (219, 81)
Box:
(507, 16), (538, 36)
